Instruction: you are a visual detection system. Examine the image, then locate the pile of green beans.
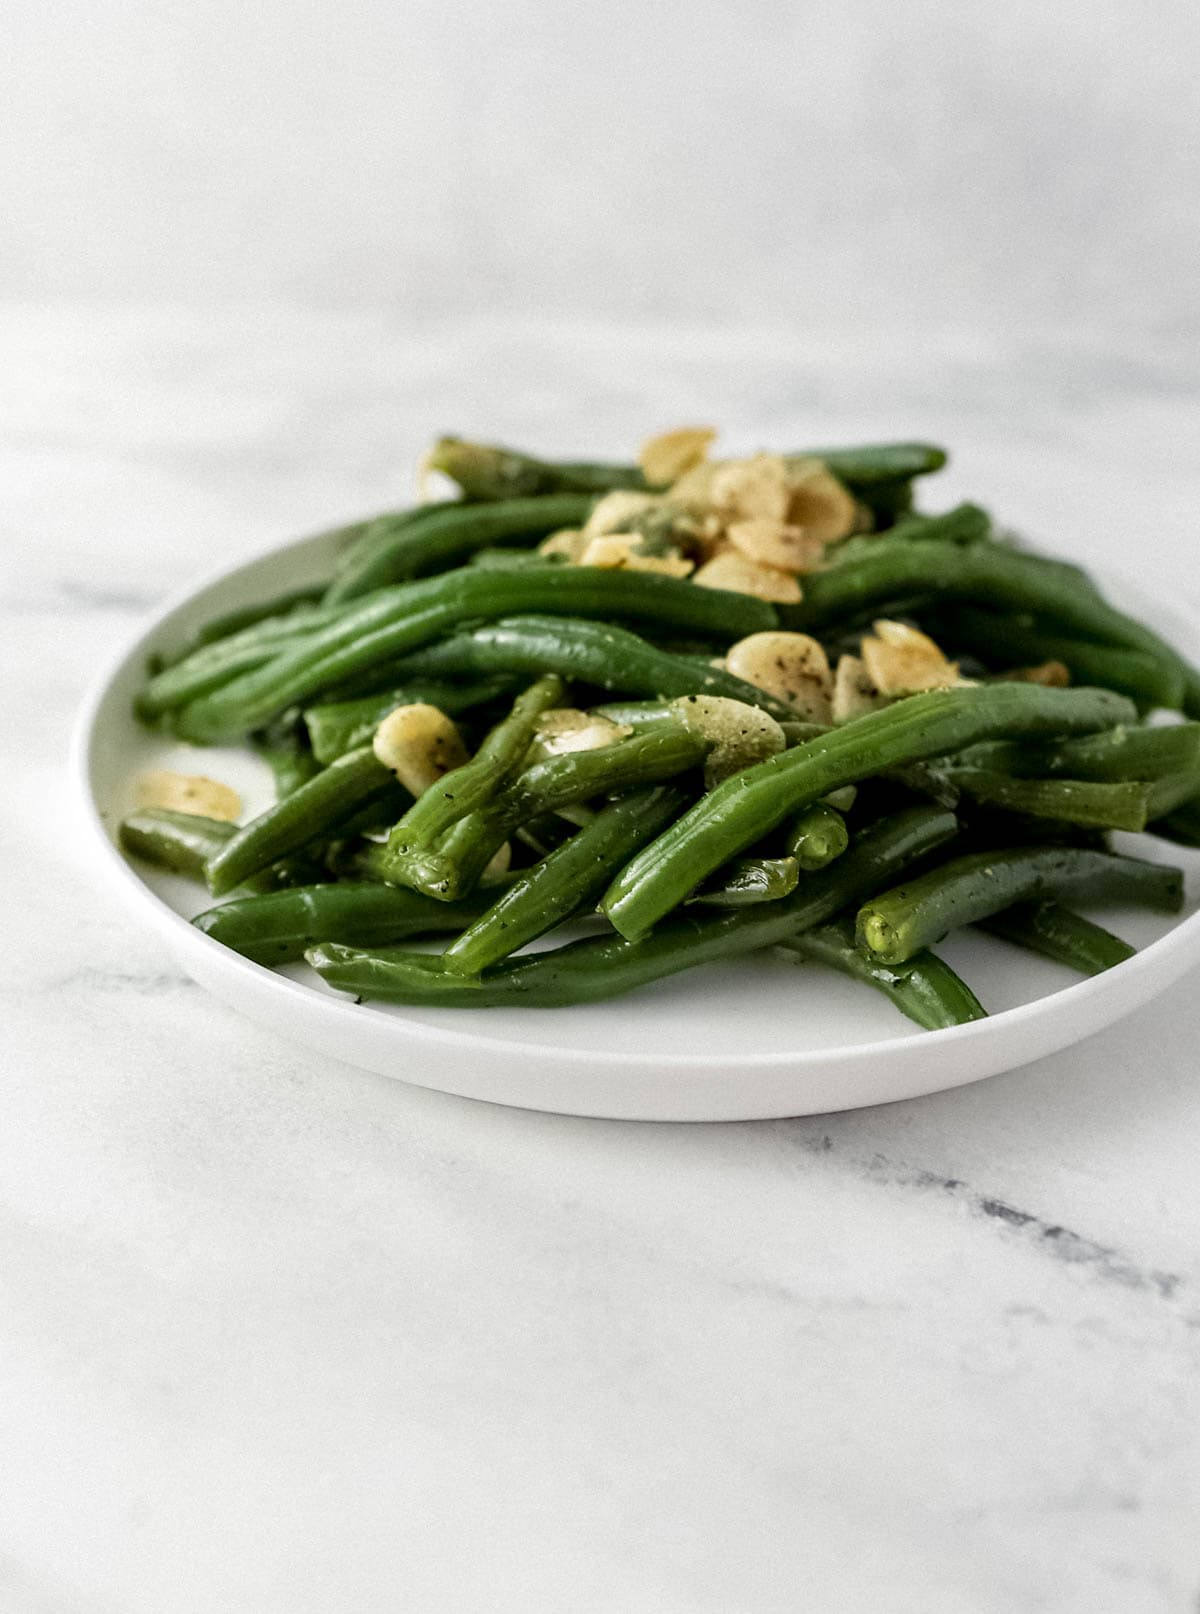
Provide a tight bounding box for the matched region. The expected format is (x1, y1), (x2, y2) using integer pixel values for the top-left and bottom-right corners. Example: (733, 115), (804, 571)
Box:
(121, 430), (1199, 1035)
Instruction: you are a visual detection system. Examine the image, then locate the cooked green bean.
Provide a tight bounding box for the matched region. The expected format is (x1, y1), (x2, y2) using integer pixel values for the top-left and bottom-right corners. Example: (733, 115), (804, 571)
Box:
(120, 808), (237, 880)
(193, 881), (504, 965)
(206, 745), (405, 897)
(688, 857), (800, 908)
(777, 920), (986, 1030)
(389, 675), (564, 854)
(792, 442), (948, 487)
(603, 684), (1135, 941)
(307, 806), (959, 1006)
(173, 565), (778, 745)
(882, 502), (990, 545)
(302, 676), (516, 764)
(957, 723), (1200, 784)
(387, 720), (711, 900)
(442, 785), (688, 976)
(325, 494), (593, 603)
(181, 584), (328, 654)
(941, 769), (1153, 832)
(978, 901), (1135, 975)
(427, 437), (650, 499)
(380, 615), (798, 720)
(857, 846), (1183, 966)
(784, 541), (1194, 710)
(785, 802), (850, 869)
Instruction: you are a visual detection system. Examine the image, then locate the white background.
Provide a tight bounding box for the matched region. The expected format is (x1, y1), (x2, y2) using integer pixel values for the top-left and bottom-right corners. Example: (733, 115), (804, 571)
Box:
(5, 0), (1200, 336)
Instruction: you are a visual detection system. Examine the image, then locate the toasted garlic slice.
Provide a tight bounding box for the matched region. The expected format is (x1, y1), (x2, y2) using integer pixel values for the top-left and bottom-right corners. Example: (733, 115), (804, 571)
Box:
(725, 518), (827, 575)
(710, 453), (791, 524)
(639, 426), (716, 486)
(861, 619), (964, 695)
(725, 631), (833, 722)
(532, 708), (632, 756)
(832, 654), (888, 724)
(786, 458), (859, 543)
(692, 549), (802, 603)
(373, 704), (468, 796)
(135, 770), (241, 821)
(670, 694), (786, 788)
(583, 490), (665, 537)
(538, 528), (588, 561)
(578, 534), (694, 577)
(666, 459), (720, 515)
(997, 661), (1071, 687)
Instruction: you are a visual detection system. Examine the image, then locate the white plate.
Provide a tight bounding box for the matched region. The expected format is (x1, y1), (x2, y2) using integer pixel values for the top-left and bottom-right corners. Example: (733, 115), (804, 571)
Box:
(73, 531), (1200, 1121)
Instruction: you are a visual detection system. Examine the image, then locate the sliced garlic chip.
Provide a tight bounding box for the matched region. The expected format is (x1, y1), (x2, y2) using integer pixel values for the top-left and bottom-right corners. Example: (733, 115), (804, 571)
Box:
(373, 703), (468, 797)
(578, 534), (694, 577)
(710, 453), (791, 524)
(832, 654), (888, 724)
(725, 631), (833, 722)
(532, 708), (632, 757)
(786, 458), (860, 543)
(692, 549), (803, 603)
(639, 426), (716, 486)
(725, 518), (827, 575)
(670, 694), (786, 788)
(135, 770), (241, 822)
(538, 528), (588, 561)
(582, 490), (666, 537)
(861, 619), (964, 695)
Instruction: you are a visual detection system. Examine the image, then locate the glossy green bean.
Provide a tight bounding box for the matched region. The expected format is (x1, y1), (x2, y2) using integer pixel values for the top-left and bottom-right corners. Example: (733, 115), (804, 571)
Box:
(602, 684), (1135, 941)
(956, 723), (1200, 784)
(171, 565), (778, 744)
(302, 677), (516, 764)
(688, 857), (800, 907)
(307, 807), (959, 1006)
(943, 769), (1153, 832)
(205, 745), (404, 897)
(882, 502), (990, 544)
(387, 721), (711, 900)
(427, 437), (650, 499)
(390, 675), (565, 853)
(777, 920), (986, 1029)
(381, 616), (797, 720)
(784, 541), (1193, 710)
(193, 881), (504, 965)
(791, 443), (948, 487)
(785, 802), (850, 869)
(442, 785), (688, 976)
(978, 901), (1135, 975)
(182, 584), (328, 653)
(120, 808), (237, 880)
(857, 846), (1183, 966)
(325, 494), (593, 603)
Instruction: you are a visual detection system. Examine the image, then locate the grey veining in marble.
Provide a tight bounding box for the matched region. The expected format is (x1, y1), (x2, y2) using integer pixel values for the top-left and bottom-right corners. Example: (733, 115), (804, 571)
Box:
(2, 309), (1200, 1613)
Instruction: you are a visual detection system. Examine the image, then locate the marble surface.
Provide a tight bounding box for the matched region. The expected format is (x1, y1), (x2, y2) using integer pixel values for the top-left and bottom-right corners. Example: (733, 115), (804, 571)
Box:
(3, 307), (1200, 1613)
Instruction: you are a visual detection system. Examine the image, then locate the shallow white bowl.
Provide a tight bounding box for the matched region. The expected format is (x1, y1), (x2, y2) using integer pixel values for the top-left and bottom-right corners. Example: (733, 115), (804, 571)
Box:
(74, 532), (1200, 1121)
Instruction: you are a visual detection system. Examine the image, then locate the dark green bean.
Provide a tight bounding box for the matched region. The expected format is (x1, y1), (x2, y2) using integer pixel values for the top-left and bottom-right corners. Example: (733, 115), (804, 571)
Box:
(442, 785), (688, 976)
(978, 901), (1135, 975)
(688, 857), (800, 908)
(941, 769), (1153, 832)
(205, 746), (405, 897)
(785, 802), (849, 869)
(120, 808), (237, 880)
(884, 502), (990, 544)
(790, 443), (948, 487)
(307, 806), (958, 1006)
(325, 494), (593, 603)
(303, 677), (517, 764)
(379, 616), (798, 720)
(387, 720), (711, 900)
(193, 881), (505, 965)
(783, 541), (1193, 710)
(427, 437), (649, 499)
(955, 723), (1200, 784)
(181, 584), (328, 654)
(778, 920), (986, 1030)
(171, 565), (778, 744)
(857, 846), (1183, 966)
(390, 675), (565, 853)
(1149, 799), (1200, 847)
(602, 684), (1135, 941)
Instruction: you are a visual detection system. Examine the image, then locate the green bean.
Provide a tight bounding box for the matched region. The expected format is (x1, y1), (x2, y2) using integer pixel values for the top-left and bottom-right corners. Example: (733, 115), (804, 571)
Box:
(256, 741), (324, 799)
(205, 746), (405, 898)
(978, 901), (1135, 975)
(180, 584), (328, 655)
(857, 846), (1183, 966)
(777, 920), (986, 1030)
(193, 881), (505, 966)
(956, 722), (1200, 784)
(171, 565), (778, 744)
(427, 437), (649, 499)
(467, 548), (563, 570)
(442, 785), (688, 976)
(388, 720), (711, 900)
(942, 769), (1153, 832)
(785, 802), (849, 869)
(885, 502), (990, 544)
(784, 541), (1193, 710)
(325, 494), (593, 603)
(302, 677), (517, 764)
(602, 683), (1135, 941)
(120, 808), (238, 880)
(390, 675), (565, 854)
(791, 443), (948, 487)
(379, 616), (798, 720)
(688, 857), (800, 908)
(933, 606), (1177, 707)
(307, 806), (958, 1007)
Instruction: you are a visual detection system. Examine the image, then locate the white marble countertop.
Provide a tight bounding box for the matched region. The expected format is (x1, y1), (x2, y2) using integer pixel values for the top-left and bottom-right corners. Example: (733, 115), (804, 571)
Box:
(3, 308), (1199, 1613)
